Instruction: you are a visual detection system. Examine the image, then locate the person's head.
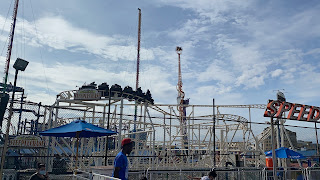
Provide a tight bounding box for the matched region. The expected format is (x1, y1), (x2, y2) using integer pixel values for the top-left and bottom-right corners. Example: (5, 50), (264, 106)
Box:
(37, 163), (46, 175)
(121, 138), (133, 155)
(208, 170), (217, 180)
(55, 154), (61, 159)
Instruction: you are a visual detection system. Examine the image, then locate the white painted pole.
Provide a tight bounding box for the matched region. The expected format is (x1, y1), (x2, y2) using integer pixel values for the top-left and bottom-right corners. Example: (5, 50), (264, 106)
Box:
(118, 99), (124, 151)
(271, 117), (277, 180)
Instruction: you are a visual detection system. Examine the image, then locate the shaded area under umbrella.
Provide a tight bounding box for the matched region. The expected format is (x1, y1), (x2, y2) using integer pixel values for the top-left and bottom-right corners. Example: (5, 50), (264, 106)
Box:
(265, 147), (306, 159)
(39, 120), (117, 170)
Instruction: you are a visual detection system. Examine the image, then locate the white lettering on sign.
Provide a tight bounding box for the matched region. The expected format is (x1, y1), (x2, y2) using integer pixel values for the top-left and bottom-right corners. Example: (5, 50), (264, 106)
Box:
(9, 139), (46, 147)
(74, 89), (101, 100)
(264, 100), (320, 122)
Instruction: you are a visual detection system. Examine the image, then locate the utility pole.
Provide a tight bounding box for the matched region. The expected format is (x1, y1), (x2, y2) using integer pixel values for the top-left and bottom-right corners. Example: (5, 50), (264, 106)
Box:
(213, 98), (216, 167)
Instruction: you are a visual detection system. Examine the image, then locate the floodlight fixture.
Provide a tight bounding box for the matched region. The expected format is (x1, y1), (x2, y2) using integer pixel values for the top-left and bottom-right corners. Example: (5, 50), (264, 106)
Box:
(13, 58), (29, 71)
(176, 46), (182, 55)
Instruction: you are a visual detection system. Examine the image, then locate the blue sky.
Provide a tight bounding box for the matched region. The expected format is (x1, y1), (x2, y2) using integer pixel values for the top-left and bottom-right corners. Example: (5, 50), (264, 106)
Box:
(0, 0), (320, 108)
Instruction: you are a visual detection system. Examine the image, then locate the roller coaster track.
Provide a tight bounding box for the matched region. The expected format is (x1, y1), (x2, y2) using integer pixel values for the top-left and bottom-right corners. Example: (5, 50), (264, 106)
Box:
(149, 104), (266, 119)
(153, 104), (267, 109)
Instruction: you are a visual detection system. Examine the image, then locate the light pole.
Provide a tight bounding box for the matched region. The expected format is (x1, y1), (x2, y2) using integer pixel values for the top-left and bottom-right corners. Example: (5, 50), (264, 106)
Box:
(213, 98), (216, 167)
(0, 58), (28, 179)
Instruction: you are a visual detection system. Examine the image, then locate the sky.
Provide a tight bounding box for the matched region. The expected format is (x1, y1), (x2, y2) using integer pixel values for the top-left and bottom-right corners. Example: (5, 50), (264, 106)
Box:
(0, 0), (320, 109)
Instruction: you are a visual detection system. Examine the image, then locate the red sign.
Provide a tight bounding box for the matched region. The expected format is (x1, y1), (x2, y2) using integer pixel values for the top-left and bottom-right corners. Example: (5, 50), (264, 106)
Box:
(264, 100), (320, 122)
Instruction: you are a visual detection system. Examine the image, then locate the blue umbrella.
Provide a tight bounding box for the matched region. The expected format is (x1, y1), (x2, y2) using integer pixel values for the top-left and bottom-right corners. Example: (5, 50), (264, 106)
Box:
(39, 119), (117, 170)
(265, 147), (306, 159)
(39, 119), (117, 137)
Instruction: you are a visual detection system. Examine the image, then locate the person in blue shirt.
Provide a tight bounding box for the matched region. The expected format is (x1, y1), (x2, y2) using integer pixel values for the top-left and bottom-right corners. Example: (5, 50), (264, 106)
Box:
(113, 138), (133, 180)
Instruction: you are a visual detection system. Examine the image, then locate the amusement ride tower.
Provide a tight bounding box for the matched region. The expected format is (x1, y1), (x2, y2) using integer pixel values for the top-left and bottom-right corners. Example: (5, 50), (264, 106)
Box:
(176, 47), (189, 149)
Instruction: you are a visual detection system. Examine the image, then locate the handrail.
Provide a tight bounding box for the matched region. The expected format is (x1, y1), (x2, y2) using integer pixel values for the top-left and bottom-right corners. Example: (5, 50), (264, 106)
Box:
(92, 172), (120, 180)
(40, 167), (320, 180)
(72, 169), (120, 180)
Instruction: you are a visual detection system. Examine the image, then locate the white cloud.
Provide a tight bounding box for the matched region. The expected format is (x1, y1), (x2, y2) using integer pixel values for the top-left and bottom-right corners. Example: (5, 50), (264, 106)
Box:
(26, 91), (55, 105)
(271, 69), (283, 78)
(236, 75), (265, 89)
(164, 1), (320, 93)
(0, 55), (177, 105)
(212, 35), (270, 88)
(196, 84), (232, 95)
(191, 84), (244, 105)
(0, 16), (11, 34)
(288, 7), (320, 38)
(168, 18), (210, 40)
(286, 68), (320, 104)
(152, 47), (175, 63)
(1, 15), (155, 61)
(2, 0), (320, 109)
(0, 35), (8, 43)
(305, 48), (320, 56)
(198, 60), (234, 83)
(0, 56), (5, 62)
(244, 4), (320, 50)
(157, 0), (252, 22)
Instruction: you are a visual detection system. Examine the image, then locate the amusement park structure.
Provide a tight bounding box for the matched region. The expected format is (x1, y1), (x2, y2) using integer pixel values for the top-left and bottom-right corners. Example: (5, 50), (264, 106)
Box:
(2, 83), (316, 174)
(176, 46), (189, 150)
(1, 2), (316, 179)
(0, 0), (269, 172)
(2, 84), (269, 171)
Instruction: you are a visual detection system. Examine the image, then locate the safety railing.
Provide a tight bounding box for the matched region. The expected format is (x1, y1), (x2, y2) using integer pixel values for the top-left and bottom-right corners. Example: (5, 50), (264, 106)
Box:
(263, 167), (305, 180)
(6, 167), (320, 180)
(2, 169), (16, 180)
(72, 169), (91, 180)
(91, 172), (120, 180)
(72, 169), (120, 180)
(133, 167), (320, 180)
(142, 168), (263, 180)
(305, 167), (320, 180)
